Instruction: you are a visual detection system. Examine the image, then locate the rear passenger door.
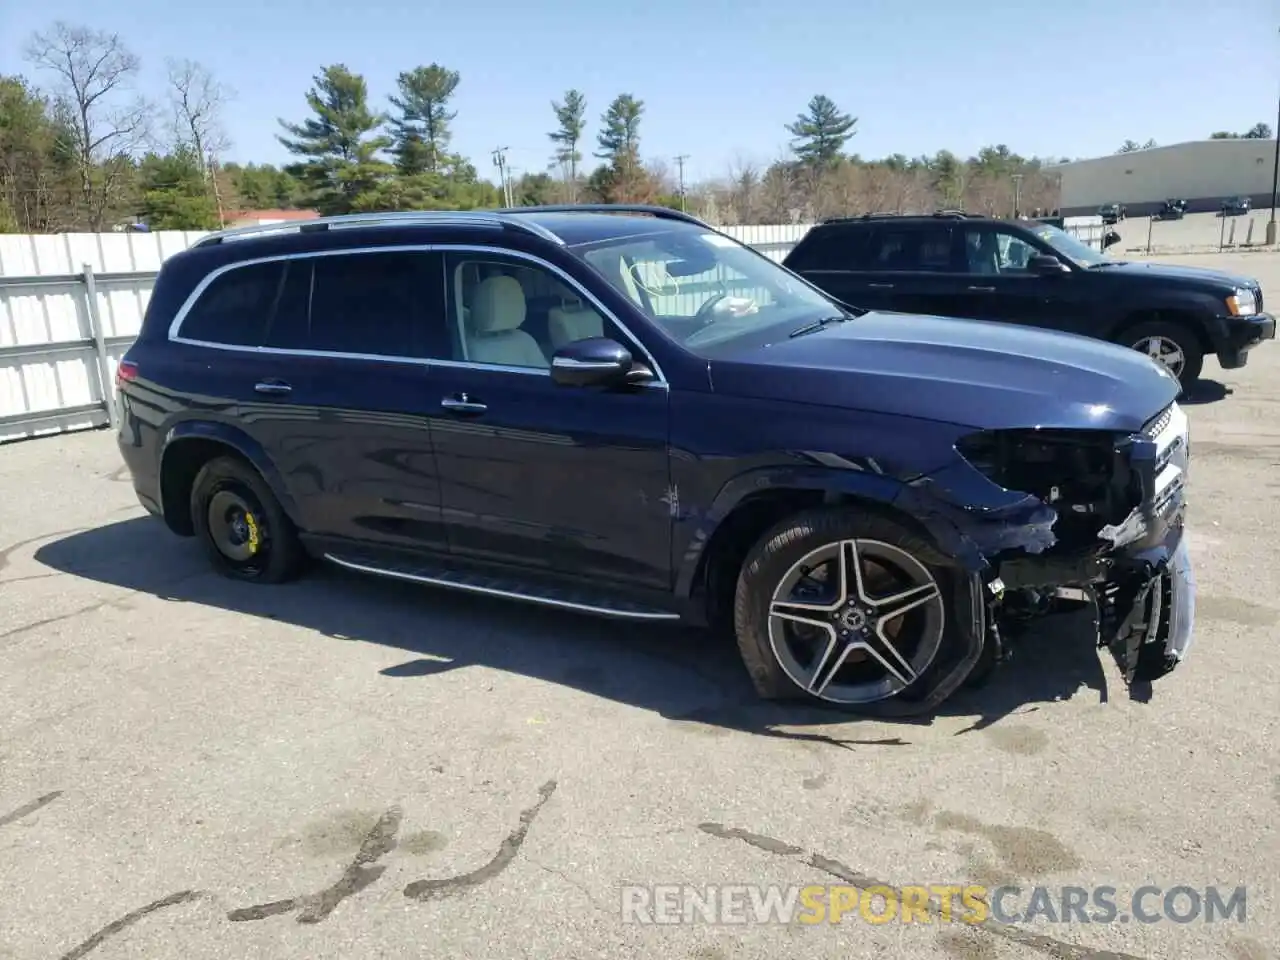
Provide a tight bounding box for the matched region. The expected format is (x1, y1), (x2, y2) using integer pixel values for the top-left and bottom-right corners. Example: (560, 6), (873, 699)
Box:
(245, 248), (452, 552)
(853, 223), (967, 317)
(784, 224), (889, 309)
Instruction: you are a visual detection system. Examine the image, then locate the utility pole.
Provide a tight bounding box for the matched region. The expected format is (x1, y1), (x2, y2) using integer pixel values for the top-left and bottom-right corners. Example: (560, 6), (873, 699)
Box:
(492, 147), (511, 207)
(1269, 84), (1280, 244)
(1011, 173), (1024, 219)
(1270, 26), (1279, 245)
(674, 154), (689, 212)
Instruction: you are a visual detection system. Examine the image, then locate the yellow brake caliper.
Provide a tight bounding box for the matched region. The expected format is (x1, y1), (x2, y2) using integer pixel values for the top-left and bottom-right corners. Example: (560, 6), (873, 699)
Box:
(244, 512), (261, 554)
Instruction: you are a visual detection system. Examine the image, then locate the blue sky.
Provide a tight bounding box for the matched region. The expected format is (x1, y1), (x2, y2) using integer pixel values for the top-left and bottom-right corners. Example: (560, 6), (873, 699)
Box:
(1, 0), (1275, 185)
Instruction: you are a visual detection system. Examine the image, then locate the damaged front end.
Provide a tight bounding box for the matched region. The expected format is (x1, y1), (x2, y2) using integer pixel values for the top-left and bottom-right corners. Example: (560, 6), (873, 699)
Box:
(913, 401), (1194, 691)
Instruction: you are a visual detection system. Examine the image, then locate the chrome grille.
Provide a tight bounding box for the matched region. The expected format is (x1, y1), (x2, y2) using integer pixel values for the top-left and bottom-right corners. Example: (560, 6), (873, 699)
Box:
(1142, 404), (1173, 439)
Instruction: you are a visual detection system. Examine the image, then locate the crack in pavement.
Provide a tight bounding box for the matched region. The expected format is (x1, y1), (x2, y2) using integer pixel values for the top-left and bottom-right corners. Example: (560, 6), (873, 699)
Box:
(0, 601), (127, 643)
(0, 571), (212, 646)
(57, 890), (204, 960)
(0, 790), (63, 828)
(0, 572), (62, 586)
(697, 823), (1150, 960)
(404, 780), (557, 901)
(0, 527), (93, 572)
(228, 806), (404, 924)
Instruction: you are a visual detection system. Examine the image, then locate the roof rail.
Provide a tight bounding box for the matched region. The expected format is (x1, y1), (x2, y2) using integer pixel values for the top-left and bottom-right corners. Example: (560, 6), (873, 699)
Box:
(819, 213), (904, 224)
(191, 210), (564, 248)
(490, 203), (710, 227)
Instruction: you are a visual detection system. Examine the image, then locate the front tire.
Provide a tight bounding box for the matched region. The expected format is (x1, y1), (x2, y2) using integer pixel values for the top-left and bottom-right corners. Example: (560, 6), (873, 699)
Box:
(1122, 319), (1204, 388)
(190, 455), (304, 583)
(732, 507), (966, 710)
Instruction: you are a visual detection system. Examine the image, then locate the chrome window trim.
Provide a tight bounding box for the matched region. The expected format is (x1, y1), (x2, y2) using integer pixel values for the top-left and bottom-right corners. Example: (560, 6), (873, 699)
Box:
(167, 242), (668, 389)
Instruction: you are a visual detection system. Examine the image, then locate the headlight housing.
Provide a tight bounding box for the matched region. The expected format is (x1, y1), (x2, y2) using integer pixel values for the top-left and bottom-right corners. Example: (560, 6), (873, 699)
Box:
(1226, 288), (1257, 316)
(954, 427), (1139, 526)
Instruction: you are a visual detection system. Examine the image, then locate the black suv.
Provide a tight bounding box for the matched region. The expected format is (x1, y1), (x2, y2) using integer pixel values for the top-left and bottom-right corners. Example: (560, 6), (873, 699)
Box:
(783, 212), (1274, 386)
(1098, 203), (1125, 224)
(1221, 196), (1251, 216)
(115, 205), (1195, 716)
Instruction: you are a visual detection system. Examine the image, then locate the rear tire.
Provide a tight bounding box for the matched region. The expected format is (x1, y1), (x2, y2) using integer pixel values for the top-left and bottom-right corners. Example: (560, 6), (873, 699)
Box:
(1121, 319), (1204, 388)
(190, 455), (304, 583)
(732, 507), (967, 711)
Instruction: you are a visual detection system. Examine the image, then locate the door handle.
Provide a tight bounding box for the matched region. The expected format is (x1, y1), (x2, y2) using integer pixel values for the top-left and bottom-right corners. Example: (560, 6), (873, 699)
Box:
(441, 396), (487, 415)
(254, 379), (292, 395)
(966, 285), (995, 292)
(867, 283), (895, 289)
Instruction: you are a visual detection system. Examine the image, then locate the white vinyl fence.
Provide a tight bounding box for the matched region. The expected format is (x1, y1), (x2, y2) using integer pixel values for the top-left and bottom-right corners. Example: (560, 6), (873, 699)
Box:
(0, 218), (1104, 444)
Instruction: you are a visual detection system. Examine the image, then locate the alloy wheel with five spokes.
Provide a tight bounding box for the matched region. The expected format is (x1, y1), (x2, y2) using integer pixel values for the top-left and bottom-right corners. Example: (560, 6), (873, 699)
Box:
(765, 537), (947, 705)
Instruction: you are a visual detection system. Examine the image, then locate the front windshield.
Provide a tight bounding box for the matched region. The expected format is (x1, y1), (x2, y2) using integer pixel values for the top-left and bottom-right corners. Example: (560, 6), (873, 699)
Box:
(574, 227), (843, 351)
(1029, 222), (1107, 267)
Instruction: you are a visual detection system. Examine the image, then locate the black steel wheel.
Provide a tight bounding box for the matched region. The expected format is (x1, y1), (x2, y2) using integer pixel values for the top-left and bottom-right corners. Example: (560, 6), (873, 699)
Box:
(190, 455), (304, 583)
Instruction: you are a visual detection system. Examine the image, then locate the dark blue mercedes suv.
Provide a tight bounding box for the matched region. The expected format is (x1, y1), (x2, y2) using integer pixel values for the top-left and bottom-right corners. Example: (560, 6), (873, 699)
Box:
(114, 204), (1195, 716)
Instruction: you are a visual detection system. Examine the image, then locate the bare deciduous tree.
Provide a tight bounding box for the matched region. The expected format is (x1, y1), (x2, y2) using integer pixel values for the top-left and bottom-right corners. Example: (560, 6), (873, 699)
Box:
(165, 58), (234, 173)
(23, 21), (152, 229)
(166, 58), (234, 224)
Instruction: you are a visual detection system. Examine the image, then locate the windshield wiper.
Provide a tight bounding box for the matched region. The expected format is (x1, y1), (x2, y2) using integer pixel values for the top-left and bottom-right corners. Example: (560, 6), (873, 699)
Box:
(788, 315), (851, 338)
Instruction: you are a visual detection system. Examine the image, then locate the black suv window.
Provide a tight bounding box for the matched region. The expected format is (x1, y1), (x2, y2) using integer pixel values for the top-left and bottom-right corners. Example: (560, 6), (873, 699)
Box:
(259, 251), (441, 358)
(960, 226), (1041, 276)
(863, 224), (956, 272)
(177, 260), (283, 346)
(786, 224), (872, 271)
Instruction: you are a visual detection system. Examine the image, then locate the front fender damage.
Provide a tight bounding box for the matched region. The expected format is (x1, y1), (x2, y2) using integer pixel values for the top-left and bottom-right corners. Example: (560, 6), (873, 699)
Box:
(887, 413), (1195, 706)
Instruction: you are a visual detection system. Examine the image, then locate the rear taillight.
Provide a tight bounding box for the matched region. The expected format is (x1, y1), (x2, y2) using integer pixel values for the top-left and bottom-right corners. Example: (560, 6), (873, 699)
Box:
(116, 359), (139, 387)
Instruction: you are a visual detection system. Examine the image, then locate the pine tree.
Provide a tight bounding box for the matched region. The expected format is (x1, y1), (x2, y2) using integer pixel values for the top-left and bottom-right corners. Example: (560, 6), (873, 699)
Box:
(549, 89), (586, 198)
(388, 64), (460, 175)
(786, 95), (857, 167)
(277, 64), (392, 214)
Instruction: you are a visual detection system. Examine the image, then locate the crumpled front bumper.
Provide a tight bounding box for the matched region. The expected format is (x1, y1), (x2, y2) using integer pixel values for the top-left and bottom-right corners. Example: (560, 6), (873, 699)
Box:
(1094, 516), (1195, 684)
(903, 399), (1197, 691)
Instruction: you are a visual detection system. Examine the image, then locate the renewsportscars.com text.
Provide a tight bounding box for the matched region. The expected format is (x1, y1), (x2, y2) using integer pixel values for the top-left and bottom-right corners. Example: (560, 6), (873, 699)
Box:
(620, 884), (1249, 926)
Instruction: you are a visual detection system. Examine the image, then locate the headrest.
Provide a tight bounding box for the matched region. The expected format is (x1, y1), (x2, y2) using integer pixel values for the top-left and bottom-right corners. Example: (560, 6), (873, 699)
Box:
(470, 275), (526, 334)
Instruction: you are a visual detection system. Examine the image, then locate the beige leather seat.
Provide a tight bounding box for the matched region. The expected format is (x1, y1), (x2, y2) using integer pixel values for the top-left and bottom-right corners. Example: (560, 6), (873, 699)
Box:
(548, 303), (605, 350)
(465, 276), (548, 368)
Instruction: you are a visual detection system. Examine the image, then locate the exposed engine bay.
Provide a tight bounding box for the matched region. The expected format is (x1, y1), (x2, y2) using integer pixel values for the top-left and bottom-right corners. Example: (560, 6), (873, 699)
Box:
(952, 402), (1193, 693)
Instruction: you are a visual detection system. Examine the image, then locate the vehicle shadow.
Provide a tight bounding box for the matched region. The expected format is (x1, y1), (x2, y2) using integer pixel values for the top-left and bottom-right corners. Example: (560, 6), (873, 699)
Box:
(1180, 378), (1231, 405)
(34, 517), (1118, 744)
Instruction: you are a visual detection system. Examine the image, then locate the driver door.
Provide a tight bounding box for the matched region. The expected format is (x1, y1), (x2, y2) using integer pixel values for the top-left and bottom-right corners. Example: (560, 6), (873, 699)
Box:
(426, 247), (674, 591)
(950, 225), (1094, 336)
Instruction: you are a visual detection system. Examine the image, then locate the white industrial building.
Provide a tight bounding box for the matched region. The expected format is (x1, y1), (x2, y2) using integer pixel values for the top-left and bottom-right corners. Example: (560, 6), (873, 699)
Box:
(1048, 139), (1277, 216)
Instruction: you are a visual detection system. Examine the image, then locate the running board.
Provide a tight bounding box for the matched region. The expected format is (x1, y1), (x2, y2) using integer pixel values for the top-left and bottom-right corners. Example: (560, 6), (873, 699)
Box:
(323, 552), (681, 621)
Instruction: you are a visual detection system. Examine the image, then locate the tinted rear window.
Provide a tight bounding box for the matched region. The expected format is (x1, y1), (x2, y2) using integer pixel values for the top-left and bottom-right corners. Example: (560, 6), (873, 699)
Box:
(176, 261), (283, 346)
(306, 252), (428, 357)
(786, 225), (872, 271)
(864, 225), (955, 272)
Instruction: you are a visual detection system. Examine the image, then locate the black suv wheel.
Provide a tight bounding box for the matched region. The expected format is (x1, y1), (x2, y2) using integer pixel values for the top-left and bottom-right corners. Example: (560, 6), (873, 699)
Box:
(190, 455), (305, 583)
(1122, 319), (1204, 387)
(732, 507), (963, 709)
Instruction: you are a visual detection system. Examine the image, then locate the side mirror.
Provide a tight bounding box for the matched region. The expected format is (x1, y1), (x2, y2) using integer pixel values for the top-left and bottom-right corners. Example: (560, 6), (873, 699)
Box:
(1028, 254), (1070, 276)
(1102, 230), (1121, 250)
(550, 337), (653, 388)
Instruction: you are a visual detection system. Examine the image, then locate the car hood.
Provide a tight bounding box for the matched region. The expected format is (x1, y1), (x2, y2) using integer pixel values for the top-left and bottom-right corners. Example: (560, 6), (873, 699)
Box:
(708, 311), (1180, 432)
(1092, 259), (1257, 289)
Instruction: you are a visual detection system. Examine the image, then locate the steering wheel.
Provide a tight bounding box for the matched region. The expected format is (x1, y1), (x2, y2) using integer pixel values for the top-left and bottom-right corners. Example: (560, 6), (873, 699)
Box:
(694, 291), (731, 325)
